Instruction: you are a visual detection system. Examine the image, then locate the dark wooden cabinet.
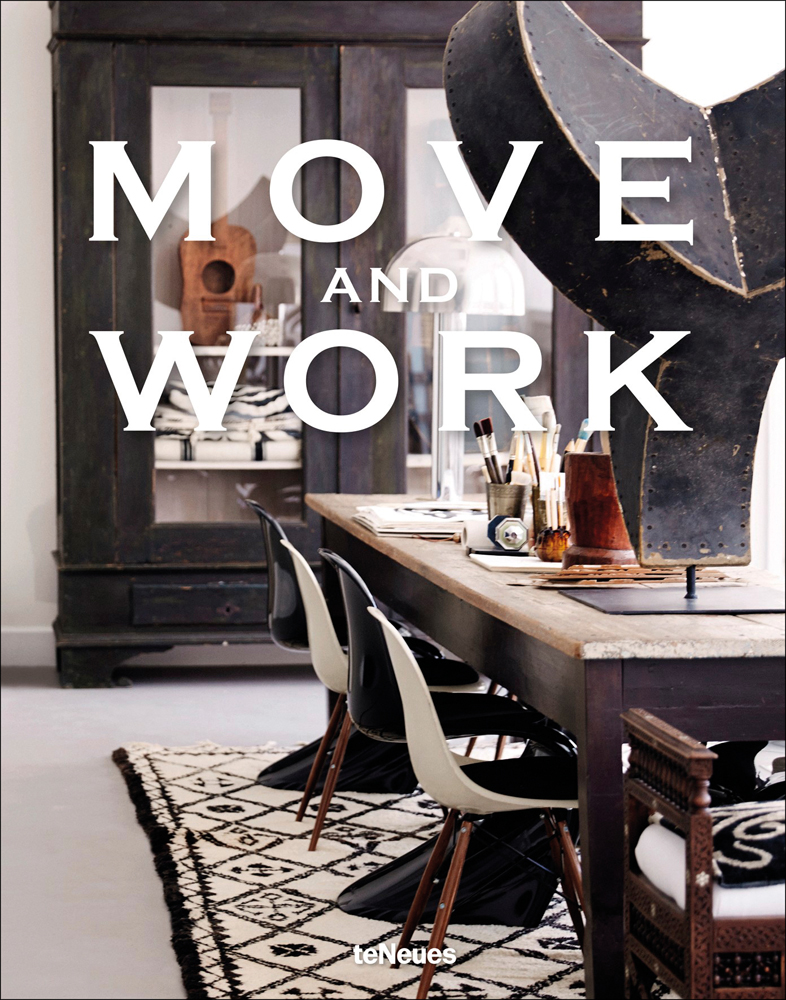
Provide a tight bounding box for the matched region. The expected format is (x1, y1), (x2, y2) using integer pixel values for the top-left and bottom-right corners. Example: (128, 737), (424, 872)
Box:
(50, 1), (475, 685)
(50, 1), (643, 686)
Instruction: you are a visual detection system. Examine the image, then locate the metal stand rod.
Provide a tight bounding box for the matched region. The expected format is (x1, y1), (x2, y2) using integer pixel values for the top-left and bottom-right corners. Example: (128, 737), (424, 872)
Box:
(430, 312), (442, 500)
(430, 312), (466, 501)
(685, 565), (697, 601)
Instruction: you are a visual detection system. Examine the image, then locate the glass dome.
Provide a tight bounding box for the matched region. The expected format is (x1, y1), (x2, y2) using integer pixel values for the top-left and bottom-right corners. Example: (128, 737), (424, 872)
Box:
(382, 236), (526, 316)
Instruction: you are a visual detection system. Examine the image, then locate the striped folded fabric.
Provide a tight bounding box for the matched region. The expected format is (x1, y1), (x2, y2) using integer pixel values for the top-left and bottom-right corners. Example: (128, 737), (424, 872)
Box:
(153, 382), (301, 462)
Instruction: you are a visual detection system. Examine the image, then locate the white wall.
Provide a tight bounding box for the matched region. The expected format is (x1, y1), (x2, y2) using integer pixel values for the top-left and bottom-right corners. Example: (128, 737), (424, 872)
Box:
(1, 1), (784, 666)
(643, 1), (785, 106)
(1, 1), (57, 666)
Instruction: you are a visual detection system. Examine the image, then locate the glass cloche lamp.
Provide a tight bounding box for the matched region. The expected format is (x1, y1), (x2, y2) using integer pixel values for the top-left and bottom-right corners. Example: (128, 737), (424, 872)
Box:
(382, 236), (525, 500)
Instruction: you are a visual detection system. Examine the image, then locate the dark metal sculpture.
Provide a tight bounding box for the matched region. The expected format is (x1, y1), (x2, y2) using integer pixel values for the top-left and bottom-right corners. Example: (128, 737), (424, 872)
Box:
(446, 0), (784, 568)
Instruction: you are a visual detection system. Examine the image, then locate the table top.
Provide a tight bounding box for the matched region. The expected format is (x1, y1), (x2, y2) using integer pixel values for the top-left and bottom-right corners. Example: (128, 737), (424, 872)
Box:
(307, 494), (786, 663)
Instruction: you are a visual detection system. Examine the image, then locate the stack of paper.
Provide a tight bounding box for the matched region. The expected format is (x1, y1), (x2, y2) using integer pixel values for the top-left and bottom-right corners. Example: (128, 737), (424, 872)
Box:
(354, 503), (485, 537)
(469, 553), (564, 573)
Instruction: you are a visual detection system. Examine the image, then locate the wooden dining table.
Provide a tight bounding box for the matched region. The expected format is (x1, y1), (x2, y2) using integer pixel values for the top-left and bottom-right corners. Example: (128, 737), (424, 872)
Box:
(307, 493), (786, 998)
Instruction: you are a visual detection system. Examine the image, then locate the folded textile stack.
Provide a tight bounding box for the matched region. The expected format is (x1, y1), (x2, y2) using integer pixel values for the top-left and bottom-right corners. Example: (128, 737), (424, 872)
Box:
(154, 382), (301, 463)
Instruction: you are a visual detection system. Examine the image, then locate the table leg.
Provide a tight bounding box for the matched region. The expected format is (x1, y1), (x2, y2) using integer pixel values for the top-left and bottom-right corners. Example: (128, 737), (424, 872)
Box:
(577, 658), (624, 999)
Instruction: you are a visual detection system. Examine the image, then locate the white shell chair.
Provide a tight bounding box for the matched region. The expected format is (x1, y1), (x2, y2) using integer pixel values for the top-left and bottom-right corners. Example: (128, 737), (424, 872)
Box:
(370, 607), (585, 1000)
(282, 540), (347, 696)
(281, 540), (486, 849)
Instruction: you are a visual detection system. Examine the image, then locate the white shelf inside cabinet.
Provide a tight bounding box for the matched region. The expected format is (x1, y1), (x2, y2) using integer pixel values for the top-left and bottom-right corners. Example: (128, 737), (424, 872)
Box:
(192, 345), (295, 357)
(151, 344), (296, 357)
(156, 460), (302, 471)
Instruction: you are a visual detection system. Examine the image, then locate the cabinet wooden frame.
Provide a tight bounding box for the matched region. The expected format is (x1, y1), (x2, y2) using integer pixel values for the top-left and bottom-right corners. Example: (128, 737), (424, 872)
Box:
(50, 3), (472, 683)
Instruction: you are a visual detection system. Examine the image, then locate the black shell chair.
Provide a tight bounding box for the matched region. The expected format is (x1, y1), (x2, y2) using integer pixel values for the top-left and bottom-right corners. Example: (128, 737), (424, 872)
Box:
(309, 548), (576, 852)
(325, 552), (581, 929)
(245, 500), (418, 797)
(320, 548), (575, 750)
(245, 500), (308, 651)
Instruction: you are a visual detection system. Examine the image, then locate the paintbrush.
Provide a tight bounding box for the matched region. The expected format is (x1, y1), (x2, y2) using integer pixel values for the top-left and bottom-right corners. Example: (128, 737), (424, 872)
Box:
(506, 430), (524, 483)
(473, 420), (499, 483)
(514, 430), (527, 478)
(505, 431), (515, 483)
(480, 417), (503, 484)
(573, 419), (591, 453)
(525, 432), (540, 486)
(560, 438), (575, 472)
(543, 411), (557, 471)
(557, 473), (566, 527)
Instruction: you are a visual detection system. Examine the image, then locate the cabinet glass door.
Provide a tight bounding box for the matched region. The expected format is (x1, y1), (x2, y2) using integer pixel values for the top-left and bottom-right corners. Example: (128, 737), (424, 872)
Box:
(151, 86), (303, 524)
(111, 44), (338, 563)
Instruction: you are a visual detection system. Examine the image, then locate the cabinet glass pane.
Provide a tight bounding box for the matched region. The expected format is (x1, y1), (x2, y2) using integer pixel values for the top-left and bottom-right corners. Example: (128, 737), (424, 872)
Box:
(151, 86), (302, 523)
(405, 88), (553, 495)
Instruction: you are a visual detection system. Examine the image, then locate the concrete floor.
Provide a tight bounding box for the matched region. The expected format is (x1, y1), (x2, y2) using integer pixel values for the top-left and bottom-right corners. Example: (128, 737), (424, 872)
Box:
(2, 665), (782, 1000)
(1, 664), (326, 1000)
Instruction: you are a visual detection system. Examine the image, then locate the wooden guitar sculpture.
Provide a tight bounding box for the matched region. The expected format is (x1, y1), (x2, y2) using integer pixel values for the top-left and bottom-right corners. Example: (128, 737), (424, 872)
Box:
(445, 1), (784, 567)
(180, 92), (256, 345)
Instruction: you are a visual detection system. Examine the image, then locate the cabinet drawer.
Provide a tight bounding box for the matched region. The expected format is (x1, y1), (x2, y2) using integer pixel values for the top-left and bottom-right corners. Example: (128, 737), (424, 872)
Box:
(132, 582), (268, 627)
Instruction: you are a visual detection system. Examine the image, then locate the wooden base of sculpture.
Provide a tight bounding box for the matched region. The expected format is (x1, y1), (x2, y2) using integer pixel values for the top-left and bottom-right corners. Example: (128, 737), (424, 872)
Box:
(563, 453), (637, 568)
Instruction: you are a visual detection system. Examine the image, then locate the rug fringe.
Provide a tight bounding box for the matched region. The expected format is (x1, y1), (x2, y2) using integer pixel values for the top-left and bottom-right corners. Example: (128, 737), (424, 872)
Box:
(112, 747), (211, 999)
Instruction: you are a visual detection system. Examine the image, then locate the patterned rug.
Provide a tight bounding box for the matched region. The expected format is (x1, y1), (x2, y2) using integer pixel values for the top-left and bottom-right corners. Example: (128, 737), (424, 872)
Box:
(113, 741), (672, 999)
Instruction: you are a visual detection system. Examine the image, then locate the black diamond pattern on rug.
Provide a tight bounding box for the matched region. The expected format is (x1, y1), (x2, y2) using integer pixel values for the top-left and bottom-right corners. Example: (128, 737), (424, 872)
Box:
(114, 741), (678, 999)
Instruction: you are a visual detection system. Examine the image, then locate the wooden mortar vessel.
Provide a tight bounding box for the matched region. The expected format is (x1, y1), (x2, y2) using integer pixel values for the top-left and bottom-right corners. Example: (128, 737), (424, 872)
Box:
(563, 452), (637, 567)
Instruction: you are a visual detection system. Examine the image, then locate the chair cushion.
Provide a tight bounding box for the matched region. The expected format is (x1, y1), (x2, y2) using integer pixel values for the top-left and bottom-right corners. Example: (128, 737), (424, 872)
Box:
(416, 657), (479, 687)
(709, 802), (785, 886)
(635, 822), (785, 918)
(650, 801), (785, 888)
(460, 755), (578, 801)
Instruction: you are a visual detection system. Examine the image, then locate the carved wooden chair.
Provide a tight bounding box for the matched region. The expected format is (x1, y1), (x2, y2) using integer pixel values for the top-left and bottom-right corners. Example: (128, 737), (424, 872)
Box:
(623, 709), (784, 999)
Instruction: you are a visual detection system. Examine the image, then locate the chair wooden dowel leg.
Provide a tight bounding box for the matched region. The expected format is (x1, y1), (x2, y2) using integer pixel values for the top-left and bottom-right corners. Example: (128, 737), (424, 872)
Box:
(545, 810), (584, 949)
(543, 810), (562, 872)
(544, 815), (569, 906)
(296, 693), (346, 822)
(558, 819), (584, 911)
(416, 819), (473, 1000)
(493, 694), (517, 760)
(562, 876), (585, 948)
(465, 683), (500, 756)
(558, 821), (585, 947)
(308, 711), (352, 851)
(394, 809), (459, 965)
